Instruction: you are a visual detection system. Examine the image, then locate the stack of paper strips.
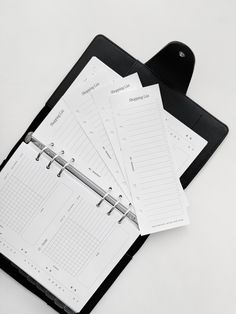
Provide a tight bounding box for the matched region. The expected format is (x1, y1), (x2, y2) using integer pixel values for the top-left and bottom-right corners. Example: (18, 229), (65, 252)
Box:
(34, 57), (207, 235)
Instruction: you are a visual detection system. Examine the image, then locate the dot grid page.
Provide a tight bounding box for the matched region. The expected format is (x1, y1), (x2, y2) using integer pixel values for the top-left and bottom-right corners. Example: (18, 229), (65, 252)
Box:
(0, 143), (139, 312)
(112, 85), (189, 235)
(164, 110), (207, 176)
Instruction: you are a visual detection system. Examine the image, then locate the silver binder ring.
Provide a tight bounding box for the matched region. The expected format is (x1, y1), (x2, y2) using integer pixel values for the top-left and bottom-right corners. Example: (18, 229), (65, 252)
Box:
(118, 203), (132, 224)
(46, 150), (64, 169)
(107, 195), (122, 216)
(57, 158), (75, 177)
(96, 187), (112, 207)
(35, 143), (54, 161)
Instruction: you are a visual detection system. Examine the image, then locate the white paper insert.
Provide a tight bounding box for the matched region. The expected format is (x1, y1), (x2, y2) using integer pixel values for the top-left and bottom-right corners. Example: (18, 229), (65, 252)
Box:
(112, 85), (189, 235)
(93, 74), (142, 187)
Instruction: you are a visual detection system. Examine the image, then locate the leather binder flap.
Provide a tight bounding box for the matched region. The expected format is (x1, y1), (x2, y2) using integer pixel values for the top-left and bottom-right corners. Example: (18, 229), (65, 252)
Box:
(146, 41), (195, 94)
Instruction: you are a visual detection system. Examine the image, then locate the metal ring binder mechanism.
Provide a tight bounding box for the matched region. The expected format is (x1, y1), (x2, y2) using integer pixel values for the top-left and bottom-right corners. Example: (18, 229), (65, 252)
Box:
(96, 187), (112, 207)
(46, 150), (64, 169)
(107, 195), (122, 215)
(26, 132), (138, 226)
(35, 142), (54, 161)
(118, 203), (133, 224)
(57, 157), (75, 177)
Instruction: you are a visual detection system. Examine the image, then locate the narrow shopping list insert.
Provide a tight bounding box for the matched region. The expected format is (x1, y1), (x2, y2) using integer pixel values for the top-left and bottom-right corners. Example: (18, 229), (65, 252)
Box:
(111, 85), (189, 235)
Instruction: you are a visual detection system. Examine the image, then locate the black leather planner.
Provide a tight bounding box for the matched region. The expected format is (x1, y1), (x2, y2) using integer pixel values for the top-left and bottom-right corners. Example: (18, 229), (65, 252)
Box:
(0, 35), (228, 314)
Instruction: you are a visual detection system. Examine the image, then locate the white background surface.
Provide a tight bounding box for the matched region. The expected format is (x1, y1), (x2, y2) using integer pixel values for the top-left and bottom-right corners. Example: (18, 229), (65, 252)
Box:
(0, 1), (235, 313)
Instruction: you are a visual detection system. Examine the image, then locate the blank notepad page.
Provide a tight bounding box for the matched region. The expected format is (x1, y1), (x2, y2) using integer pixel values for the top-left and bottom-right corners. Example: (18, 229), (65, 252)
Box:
(112, 85), (189, 235)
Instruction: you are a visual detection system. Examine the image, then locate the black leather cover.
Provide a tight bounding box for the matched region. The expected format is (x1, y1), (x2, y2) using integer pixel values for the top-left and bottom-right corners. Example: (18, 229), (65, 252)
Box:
(0, 35), (228, 314)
